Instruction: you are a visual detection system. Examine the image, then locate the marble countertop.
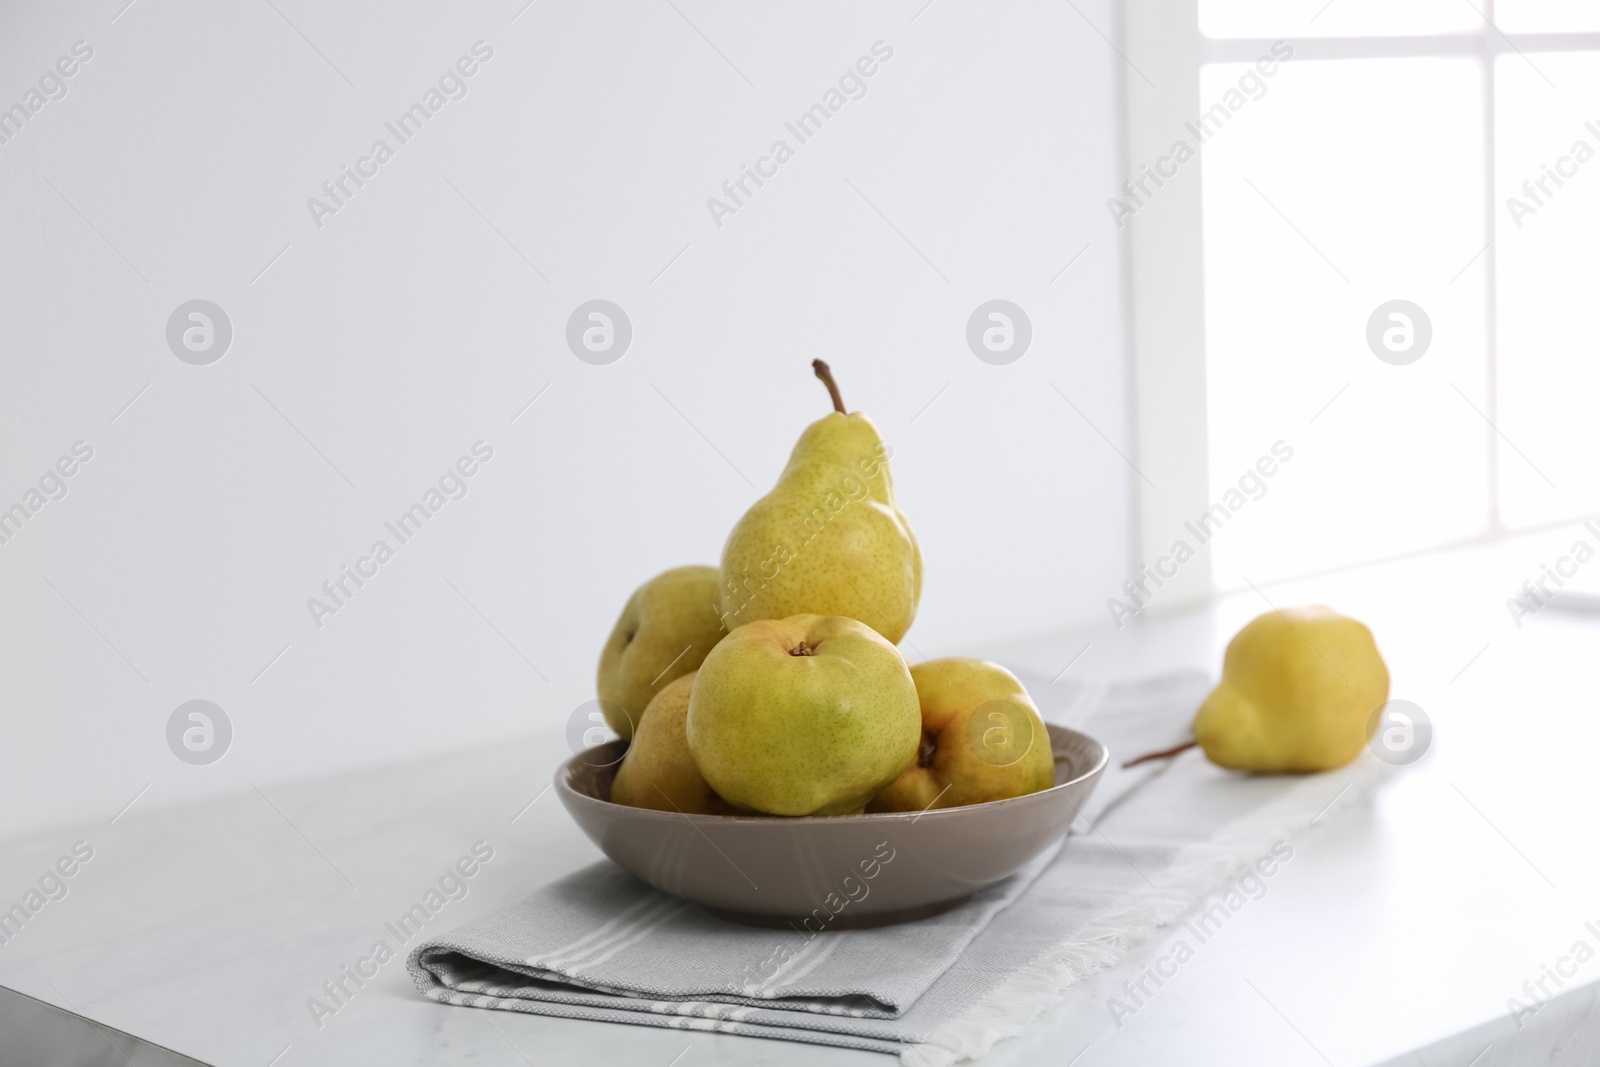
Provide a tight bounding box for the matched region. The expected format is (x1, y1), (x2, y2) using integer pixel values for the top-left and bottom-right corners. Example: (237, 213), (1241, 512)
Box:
(5, 536), (1600, 1066)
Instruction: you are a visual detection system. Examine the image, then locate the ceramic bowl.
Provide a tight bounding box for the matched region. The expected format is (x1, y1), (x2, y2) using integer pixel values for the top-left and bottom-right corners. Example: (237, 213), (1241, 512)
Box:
(555, 723), (1108, 924)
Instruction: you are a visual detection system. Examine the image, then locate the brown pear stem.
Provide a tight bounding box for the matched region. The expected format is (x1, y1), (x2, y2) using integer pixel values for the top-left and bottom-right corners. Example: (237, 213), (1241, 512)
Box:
(812, 359), (846, 414)
(1122, 739), (1198, 769)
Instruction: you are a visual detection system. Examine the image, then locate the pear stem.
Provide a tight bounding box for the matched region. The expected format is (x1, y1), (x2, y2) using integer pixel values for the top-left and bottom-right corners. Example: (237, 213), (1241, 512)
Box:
(812, 359), (847, 414)
(1121, 739), (1198, 769)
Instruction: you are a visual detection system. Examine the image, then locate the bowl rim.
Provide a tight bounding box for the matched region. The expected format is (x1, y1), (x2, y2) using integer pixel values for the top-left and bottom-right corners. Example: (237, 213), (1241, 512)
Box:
(554, 721), (1110, 824)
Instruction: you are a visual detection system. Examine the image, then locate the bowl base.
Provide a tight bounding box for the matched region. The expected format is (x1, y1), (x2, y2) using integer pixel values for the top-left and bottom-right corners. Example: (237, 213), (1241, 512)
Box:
(700, 896), (971, 930)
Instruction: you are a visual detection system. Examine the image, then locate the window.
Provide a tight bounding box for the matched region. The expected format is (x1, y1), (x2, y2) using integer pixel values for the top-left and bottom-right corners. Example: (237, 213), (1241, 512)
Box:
(1125, 1), (1600, 593)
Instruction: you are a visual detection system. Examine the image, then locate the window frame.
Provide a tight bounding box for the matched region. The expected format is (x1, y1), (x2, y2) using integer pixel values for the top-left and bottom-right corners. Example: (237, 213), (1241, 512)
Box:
(1121, 0), (1600, 602)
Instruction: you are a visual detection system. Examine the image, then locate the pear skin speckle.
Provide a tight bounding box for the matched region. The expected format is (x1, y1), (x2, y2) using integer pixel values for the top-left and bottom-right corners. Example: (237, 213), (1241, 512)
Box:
(597, 566), (727, 740)
(686, 615), (920, 816)
(868, 658), (1054, 811)
(611, 673), (734, 814)
(718, 412), (921, 644)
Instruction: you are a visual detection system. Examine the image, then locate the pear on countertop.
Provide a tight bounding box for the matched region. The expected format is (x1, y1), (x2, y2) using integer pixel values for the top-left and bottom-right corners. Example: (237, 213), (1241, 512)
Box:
(1126, 606), (1391, 773)
(1194, 606), (1389, 772)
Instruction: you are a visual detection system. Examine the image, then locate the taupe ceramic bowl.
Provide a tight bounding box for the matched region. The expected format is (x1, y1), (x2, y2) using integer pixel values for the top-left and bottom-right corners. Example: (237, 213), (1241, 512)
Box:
(556, 723), (1108, 924)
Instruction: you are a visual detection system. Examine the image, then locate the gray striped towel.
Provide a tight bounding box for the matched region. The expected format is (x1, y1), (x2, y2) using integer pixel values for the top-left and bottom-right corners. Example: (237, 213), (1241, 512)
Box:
(407, 670), (1379, 1064)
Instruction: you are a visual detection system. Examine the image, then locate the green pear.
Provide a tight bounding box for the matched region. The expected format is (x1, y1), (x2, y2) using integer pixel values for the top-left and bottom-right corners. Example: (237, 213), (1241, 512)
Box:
(1192, 607), (1389, 772)
(610, 673), (735, 814)
(686, 614), (921, 816)
(718, 361), (921, 644)
(869, 658), (1054, 812)
(597, 566), (725, 740)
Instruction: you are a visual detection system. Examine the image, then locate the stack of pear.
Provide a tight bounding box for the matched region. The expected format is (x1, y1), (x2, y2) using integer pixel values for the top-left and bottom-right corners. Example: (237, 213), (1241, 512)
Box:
(594, 361), (1058, 818)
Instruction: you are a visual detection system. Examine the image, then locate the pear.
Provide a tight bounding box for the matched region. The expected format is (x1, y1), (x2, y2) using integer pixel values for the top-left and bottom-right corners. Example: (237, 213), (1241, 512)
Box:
(718, 361), (921, 644)
(869, 658), (1054, 812)
(1190, 606), (1390, 773)
(610, 673), (735, 814)
(597, 566), (725, 740)
(686, 614), (921, 816)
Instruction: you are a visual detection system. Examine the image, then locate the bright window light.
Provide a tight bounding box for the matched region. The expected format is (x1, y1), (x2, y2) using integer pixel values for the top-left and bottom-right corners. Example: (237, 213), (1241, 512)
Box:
(1198, 0), (1478, 39)
(1199, 57), (1488, 585)
(1493, 51), (1600, 526)
(1495, 0), (1600, 33)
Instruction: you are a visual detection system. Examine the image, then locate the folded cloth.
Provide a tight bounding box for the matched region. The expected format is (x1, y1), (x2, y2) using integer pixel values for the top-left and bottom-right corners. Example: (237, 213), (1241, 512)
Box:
(407, 671), (1380, 1064)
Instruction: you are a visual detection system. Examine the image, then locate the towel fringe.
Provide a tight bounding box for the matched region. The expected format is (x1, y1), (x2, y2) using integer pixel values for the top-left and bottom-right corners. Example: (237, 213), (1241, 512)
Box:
(901, 755), (1386, 1067)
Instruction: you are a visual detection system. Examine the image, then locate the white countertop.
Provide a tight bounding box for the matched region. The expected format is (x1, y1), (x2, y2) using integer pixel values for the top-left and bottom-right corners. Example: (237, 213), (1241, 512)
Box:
(4, 532), (1600, 1066)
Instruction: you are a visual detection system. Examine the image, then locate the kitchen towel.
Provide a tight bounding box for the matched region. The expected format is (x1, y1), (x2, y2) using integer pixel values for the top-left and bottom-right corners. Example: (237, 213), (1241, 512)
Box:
(407, 670), (1381, 1065)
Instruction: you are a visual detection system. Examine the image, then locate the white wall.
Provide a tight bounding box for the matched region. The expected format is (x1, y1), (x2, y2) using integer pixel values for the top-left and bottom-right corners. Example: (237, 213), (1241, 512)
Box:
(0, 0), (1131, 838)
